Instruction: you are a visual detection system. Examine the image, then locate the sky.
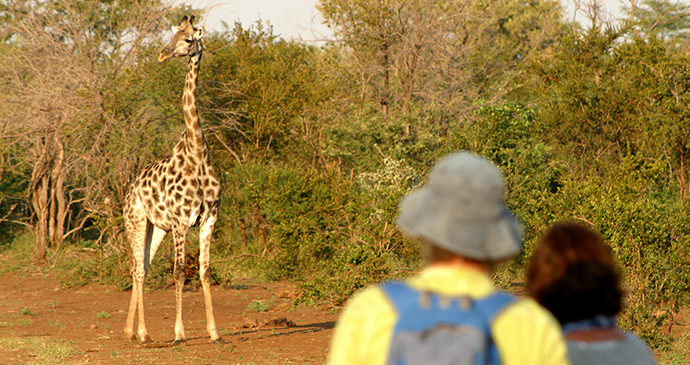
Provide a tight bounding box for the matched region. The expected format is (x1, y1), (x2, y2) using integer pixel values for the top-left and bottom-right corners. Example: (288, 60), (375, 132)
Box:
(562, 0), (629, 24)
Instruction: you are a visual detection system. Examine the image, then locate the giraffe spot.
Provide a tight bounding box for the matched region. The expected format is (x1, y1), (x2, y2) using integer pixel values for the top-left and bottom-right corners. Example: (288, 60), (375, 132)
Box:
(202, 178), (209, 187)
(175, 172), (183, 183)
(154, 211), (162, 220)
(210, 180), (219, 187)
(159, 177), (166, 192)
(185, 188), (195, 197)
(181, 179), (188, 187)
(157, 204), (165, 211)
(176, 185), (183, 192)
(174, 192), (183, 202)
(184, 198), (192, 206)
(190, 179), (198, 188)
(206, 188), (216, 197)
(175, 206), (181, 215)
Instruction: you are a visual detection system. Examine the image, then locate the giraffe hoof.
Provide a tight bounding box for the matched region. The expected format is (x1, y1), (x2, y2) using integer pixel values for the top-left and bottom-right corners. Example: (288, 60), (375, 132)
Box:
(140, 335), (153, 344)
(173, 339), (187, 346)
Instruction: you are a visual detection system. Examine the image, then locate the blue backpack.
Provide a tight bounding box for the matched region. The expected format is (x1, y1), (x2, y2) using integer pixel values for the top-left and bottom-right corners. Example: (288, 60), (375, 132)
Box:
(380, 282), (516, 365)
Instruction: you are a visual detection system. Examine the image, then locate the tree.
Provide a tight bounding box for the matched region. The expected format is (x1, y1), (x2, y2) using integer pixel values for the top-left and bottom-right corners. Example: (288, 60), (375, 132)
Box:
(318, 0), (566, 125)
(624, 0), (690, 45)
(319, 0), (401, 115)
(201, 21), (332, 162)
(0, 0), (188, 259)
(527, 24), (690, 198)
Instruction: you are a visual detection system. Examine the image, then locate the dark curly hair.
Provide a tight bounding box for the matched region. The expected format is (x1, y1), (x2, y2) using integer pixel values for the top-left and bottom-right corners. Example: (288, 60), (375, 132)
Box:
(526, 222), (623, 325)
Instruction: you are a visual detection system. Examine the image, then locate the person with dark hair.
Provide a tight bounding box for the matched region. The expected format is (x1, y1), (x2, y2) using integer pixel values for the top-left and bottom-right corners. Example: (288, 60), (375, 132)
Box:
(327, 152), (568, 365)
(527, 222), (657, 365)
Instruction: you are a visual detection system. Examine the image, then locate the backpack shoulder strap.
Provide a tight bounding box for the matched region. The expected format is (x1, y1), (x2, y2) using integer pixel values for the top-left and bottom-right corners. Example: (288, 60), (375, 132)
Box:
(379, 281), (419, 313)
(381, 281), (516, 319)
(380, 282), (517, 333)
(475, 291), (516, 365)
(475, 291), (517, 322)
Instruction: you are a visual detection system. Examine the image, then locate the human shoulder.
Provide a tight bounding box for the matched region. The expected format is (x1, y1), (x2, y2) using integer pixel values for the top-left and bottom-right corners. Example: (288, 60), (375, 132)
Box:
(498, 297), (561, 325)
(492, 296), (569, 365)
(328, 284), (397, 365)
(339, 284), (395, 317)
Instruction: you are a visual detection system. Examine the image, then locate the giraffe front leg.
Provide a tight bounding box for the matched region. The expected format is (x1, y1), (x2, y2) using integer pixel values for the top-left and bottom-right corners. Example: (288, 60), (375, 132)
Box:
(172, 227), (187, 345)
(199, 215), (221, 343)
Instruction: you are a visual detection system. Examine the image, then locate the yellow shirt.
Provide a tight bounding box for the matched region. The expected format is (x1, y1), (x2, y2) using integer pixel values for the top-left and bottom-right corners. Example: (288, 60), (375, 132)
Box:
(327, 265), (569, 365)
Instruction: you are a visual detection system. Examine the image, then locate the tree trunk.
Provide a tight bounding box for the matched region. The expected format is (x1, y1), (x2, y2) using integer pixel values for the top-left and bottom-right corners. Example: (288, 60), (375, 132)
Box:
(31, 135), (51, 261)
(381, 39), (390, 116)
(51, 136), (66, 247)
(30, 132), (66, 260)
(48, 177), (57, 244)
(239, 218), (247, 250)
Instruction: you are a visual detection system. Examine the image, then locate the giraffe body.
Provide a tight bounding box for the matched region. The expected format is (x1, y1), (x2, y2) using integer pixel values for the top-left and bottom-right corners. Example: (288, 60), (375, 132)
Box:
(123, 15), (221, 344)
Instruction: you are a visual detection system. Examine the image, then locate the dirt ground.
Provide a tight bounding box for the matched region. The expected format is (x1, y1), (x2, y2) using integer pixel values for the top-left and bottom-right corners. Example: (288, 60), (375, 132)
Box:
(1, 270), (687, 365)
(0, 271), (339, 364)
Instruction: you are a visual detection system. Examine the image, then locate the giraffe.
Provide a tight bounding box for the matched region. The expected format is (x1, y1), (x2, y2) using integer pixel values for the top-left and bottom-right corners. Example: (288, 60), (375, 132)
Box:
(123, 15), (221, 344)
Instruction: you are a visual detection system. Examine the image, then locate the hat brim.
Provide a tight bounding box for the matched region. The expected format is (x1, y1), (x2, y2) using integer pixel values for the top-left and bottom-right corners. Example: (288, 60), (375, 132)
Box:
(397, 188), (523, 261)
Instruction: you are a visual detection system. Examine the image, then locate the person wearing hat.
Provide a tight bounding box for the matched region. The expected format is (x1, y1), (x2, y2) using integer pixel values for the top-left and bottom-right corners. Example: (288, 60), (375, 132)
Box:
(327, 152), (568, 365)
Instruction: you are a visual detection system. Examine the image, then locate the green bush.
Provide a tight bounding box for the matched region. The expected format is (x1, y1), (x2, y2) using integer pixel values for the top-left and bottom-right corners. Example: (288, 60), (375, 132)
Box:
(216, 159), (422, 303)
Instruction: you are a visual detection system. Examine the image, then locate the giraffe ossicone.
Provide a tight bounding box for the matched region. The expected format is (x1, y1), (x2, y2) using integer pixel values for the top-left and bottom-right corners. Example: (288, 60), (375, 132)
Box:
(123, 14), (222, 345)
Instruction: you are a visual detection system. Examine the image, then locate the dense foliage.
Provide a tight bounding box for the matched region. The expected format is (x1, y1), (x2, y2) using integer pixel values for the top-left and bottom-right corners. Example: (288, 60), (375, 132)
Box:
(1, 0), (689, 353)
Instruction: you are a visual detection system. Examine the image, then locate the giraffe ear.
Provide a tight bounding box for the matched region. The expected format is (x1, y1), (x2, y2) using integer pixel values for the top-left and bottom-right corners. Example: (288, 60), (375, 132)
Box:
(171, 25), (180, 33)
(194, 27), (204, 39)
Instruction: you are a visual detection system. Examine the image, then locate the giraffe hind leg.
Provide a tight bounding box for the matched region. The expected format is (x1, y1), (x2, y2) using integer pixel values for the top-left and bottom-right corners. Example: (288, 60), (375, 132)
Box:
(126, 217), (165, 343)
(172, 225), (188, 345)
(124, 205), (149, 342)
(136, 222), (168, 343)
(199, 214), (221, 343)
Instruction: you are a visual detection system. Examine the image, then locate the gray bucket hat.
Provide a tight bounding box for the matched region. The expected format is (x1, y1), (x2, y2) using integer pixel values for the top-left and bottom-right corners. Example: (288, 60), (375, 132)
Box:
(397, 151), (523, 261)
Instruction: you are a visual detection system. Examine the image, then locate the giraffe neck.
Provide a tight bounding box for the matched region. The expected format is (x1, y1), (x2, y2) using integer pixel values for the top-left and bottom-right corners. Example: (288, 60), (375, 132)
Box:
(182, 51), (207, 160)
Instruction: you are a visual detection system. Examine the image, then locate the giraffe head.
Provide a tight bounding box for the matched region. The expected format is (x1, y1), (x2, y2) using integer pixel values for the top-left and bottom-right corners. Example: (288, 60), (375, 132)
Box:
(158, 15), (204, 62)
